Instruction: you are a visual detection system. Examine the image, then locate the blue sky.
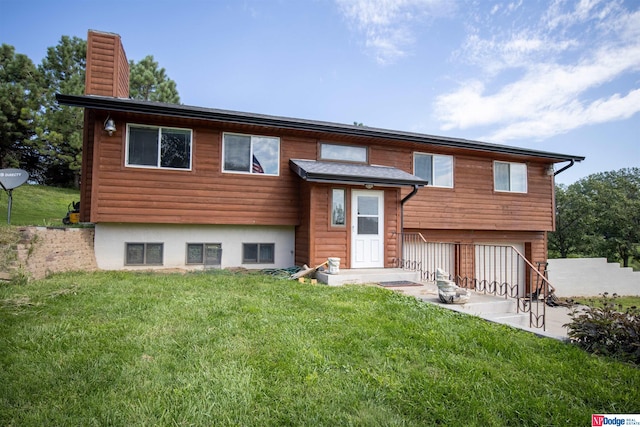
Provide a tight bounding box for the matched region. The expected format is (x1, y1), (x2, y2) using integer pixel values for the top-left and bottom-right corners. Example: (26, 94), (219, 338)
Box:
(2, 0), (638, 184)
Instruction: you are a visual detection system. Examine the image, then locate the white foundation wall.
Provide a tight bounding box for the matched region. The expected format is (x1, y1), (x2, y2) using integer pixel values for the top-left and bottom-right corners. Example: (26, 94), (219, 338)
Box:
(95, 223), (295, 270)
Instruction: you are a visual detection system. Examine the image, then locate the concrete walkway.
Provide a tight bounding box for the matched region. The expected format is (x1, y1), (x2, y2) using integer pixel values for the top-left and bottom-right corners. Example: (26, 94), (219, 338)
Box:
(385, 282), (574, 341)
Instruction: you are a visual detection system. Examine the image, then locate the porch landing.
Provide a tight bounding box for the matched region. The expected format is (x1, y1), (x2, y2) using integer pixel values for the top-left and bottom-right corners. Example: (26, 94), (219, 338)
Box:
(316, 268), (421, 286)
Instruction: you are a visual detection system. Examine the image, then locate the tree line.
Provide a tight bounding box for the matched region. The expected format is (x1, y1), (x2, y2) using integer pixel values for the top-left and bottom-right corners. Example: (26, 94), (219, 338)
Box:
(549, 167), (640, 268)
(1, 35), (179, 188)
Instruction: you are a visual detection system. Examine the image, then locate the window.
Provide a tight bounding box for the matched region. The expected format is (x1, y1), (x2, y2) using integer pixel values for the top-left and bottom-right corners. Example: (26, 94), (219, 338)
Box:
(223, 133), (279, 175)
(125, 243), (163, 265)
(243, 243), (275, 264)
(186, 243), (222, 267)
(494, 161), (527, 193)
(331, 188), (346, 226)
(414, 153), (453, 187)
(126, 124), (192, 169)
(320, 143), (367, 163)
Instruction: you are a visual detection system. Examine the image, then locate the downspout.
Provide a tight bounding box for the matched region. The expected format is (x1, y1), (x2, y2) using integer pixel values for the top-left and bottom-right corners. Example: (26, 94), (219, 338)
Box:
(399, 184), (421, 266)
(553, 159), (575, 176)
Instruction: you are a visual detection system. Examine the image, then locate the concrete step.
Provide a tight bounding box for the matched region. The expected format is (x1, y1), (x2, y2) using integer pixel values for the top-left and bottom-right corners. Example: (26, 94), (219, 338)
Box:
(439, 293), (517, 315)
(316, 268), (421, 286)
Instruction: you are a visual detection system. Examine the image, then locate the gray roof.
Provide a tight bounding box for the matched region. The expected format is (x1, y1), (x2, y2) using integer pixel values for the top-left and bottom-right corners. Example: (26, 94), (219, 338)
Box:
(290, 159), (428, 187)
(56, 94), (585, 163)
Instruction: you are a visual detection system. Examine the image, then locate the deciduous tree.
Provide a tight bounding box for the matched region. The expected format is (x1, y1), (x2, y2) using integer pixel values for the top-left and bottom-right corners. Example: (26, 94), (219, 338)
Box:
(550, 168), (640, 267)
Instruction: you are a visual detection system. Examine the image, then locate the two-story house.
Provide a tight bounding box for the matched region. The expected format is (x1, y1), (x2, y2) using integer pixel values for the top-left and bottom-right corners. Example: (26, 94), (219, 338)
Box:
(57, 30), (584, 289)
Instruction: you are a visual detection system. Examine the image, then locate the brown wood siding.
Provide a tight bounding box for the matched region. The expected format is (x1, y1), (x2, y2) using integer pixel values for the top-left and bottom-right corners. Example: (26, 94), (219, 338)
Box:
(85, 31), (128, 97)
(294, 181), (311, 266)
(90, 115), (311, 225)
(299, 185), (401, 268)
(307, 185), (349, 267)
(385, 188), (401, 268)
(79, 109), (94, 222)
(401, 154), (555, 232)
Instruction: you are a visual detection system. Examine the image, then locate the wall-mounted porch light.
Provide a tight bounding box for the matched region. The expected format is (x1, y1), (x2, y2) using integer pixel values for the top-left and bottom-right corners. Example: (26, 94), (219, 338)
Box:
(104, 115), (116, 136)
(364, 184), (374, 189)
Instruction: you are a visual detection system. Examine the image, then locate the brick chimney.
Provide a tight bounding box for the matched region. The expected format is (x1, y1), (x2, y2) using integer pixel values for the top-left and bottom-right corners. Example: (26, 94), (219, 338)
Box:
(85, 30), (129, 97)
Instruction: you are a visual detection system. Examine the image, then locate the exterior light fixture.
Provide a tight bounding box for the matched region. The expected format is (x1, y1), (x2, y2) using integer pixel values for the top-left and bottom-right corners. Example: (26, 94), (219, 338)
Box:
(364, 184), (374, 189)
(546, 165), (555, 176)
(104, 116), (116, 136)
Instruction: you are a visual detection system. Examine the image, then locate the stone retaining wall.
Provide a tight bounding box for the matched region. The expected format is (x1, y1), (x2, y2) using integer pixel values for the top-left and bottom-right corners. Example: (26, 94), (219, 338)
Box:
(14, 227), (97, 280)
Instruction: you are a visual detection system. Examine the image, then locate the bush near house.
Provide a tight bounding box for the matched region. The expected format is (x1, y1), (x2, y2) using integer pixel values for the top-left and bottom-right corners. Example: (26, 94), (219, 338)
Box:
(565, 293), (640, 365)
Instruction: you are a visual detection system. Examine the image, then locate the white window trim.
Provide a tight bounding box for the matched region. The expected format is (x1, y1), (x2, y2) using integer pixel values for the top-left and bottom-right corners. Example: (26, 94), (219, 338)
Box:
(222, 132), (280, 176)
(413, 152), (454, 188)
(494, 161), (528, 193)
(125, 123), (193, 170)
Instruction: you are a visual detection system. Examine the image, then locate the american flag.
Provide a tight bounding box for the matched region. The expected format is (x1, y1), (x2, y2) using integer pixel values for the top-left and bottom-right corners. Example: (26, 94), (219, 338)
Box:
(252, 155), (264, 173)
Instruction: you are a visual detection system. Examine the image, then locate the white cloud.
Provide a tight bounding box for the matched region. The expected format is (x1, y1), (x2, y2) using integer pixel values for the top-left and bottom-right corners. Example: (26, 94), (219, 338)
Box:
(335, 0), (454, 64)
(434, 1), (640, 142)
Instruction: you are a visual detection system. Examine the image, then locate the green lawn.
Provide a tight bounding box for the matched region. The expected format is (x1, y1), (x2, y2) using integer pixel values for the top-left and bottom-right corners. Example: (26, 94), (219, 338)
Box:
(1, 270), (638, 426)
(0, 184), (79, 226)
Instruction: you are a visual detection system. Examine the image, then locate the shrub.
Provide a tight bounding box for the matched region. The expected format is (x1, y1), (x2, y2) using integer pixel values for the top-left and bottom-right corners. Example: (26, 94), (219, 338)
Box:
(565, 293), (640, 364)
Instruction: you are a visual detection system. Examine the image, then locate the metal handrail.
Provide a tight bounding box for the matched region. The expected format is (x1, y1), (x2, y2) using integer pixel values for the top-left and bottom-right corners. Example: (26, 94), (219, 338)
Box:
(398, 233), (550, 330)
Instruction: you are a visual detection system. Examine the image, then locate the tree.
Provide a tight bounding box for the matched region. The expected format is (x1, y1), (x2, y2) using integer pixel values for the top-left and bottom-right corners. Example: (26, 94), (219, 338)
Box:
(576, 169), (640, 267)
(129, 55), (180, 103)
(550, 168), (640, 267)
(0, 44), (41, 173)
(548, 184), (590, 258)
(36, 36), (86, 188)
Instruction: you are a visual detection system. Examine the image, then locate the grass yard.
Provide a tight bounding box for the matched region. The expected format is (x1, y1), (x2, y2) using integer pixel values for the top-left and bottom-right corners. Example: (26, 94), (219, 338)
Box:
(572, 295), (640, 310)
(1, 270), (639, 426)
(0, 184), (79, 226)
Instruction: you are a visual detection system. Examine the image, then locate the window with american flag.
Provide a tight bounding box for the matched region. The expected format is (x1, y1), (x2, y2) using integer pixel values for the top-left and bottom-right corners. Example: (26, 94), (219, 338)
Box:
(223, 133), (280, 175)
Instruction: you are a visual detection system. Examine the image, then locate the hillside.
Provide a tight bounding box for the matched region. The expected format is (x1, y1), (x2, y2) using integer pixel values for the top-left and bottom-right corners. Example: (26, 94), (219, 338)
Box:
(0, 185), (80, 226)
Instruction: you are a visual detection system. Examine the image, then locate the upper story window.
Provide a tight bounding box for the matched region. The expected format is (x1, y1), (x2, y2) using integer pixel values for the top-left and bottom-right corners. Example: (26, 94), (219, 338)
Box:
(320, 143), (367, 163)
(494, 161), (527, 193)
(223, 133), (280, 175)
(414, 153), (453, 188)
(126, 124), (192, 170)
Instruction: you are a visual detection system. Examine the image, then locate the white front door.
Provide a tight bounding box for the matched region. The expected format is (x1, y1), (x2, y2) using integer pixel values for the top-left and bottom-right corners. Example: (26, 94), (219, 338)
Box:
(351, 190), (384, 268)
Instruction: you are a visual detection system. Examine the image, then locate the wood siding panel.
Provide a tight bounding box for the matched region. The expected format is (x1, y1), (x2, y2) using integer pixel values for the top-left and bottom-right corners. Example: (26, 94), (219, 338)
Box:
(401, 155), (555, 232)
(308, 185), (349, 267)
(85, 31), (128, 97)
(91, 116), (310, 226)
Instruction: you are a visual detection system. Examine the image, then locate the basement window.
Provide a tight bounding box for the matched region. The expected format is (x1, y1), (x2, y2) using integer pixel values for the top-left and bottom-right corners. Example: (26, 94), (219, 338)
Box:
(126, 124), (192, 170)
(242, 243), (275, 264)
(125, 243), (163, 265)
(494, 161), (527, 193)
(186, 243), (222, 267)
